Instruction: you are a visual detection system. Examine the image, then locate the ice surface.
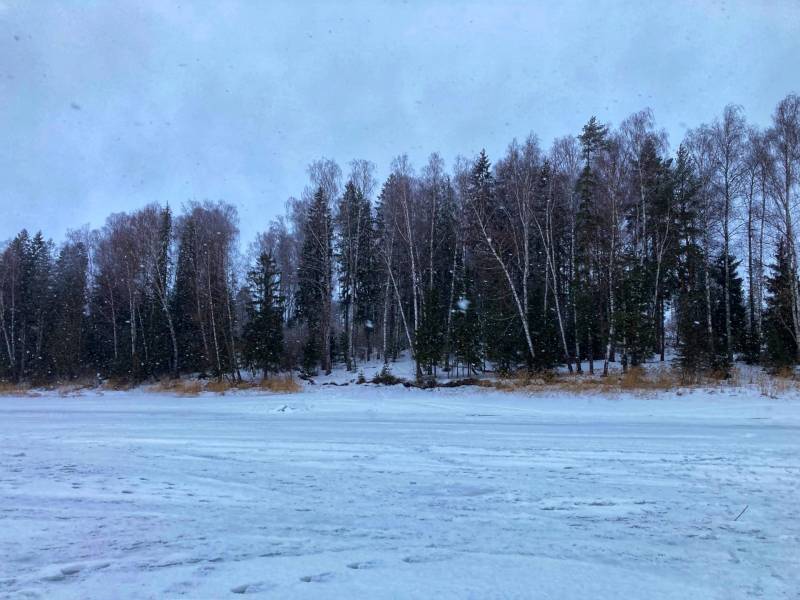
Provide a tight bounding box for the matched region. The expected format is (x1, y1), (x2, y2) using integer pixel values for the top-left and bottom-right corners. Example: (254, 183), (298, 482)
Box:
(1, 383), (799, 598)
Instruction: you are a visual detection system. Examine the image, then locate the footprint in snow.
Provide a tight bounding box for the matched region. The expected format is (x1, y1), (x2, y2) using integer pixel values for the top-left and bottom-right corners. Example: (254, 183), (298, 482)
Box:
(347, 560), (380, 570)
(402, 553), (451, 564)
(60, 565), (83, 576)
(231, 581), (272, 594)
(299, 572), (333, 583)
(41, 561), (109, 582)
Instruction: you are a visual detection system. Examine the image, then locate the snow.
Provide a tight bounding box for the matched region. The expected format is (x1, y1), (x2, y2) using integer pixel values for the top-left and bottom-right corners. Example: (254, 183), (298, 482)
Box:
(1, 384), (799, 599)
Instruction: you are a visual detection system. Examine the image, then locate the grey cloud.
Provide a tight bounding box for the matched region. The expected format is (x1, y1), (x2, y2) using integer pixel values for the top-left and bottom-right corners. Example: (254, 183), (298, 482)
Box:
(0, 0), (798, 243)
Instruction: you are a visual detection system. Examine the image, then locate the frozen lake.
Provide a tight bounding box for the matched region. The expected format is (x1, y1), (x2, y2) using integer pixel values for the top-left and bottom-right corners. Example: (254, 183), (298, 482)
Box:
(1, 385), (798, 598)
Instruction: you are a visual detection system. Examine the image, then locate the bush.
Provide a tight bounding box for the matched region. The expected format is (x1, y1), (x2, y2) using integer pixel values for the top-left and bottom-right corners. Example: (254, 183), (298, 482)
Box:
(372, 364), (403, 386)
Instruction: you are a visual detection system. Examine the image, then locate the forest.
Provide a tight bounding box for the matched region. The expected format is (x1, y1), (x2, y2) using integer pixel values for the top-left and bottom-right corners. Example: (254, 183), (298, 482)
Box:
(1, 94), (799, 385)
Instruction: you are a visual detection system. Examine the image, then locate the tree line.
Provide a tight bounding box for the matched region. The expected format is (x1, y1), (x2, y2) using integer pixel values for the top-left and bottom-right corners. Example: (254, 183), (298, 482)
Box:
(1, 94), (799, 384)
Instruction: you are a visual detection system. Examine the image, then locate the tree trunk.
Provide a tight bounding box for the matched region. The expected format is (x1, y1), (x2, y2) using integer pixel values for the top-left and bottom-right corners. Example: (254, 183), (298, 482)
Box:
(472, 208), (537, 366)
(570, 215), (582, 373)
(206, 260), (222, 379)
(746, 180), (756, 356)
(723, 180), (733, 363)
(603, 230), (616, 377)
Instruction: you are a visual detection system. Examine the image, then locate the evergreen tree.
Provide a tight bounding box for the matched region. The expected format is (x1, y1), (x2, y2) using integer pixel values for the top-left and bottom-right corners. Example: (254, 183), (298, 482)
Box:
(711, 252), (747, 362)
(296, 187), (334, 374)
(0, 231), (54, 381)
(356, 216), (381, 362)
(673, 145), (713, 375)
(616, 258), (653, 367)
(47, 240), (88, 380)
(145, 205), (178, 378)
(574, 117), (608, 372)
(18, 232), (53, 381)
(172, 218), (206, 374)
(241, 251), (284, 376)
(763, 240), (799, 368)
(630, 139), (670, 363)
(450, 260), (482, 376)
(335, 180), (373, 369)
(415, 286), (444, 377)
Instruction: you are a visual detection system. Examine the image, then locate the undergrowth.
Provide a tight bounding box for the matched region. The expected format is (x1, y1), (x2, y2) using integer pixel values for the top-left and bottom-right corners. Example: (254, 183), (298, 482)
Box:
(150, 374), (300, 396)
(0, 366), (796, 397)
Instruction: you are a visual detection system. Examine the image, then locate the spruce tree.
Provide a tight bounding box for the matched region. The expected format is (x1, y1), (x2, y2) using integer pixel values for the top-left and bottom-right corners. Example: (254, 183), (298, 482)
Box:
(335, 180), (373, 369)
(673, 145), (712, 376)
(711, 252), (747, 362)
(763, 240), (799, 369)
(574, 117), (607, 372)
(146, 205), (178, 378)
(415, 286), (444, 377)
(19, 232), (53, 381)
(296, 187), (334, 374)
(47, 240), (88, 380)
(450, 261), (482, 377)
(172, 218), (206, 374)
(241, 251), (284, 376)
(616, 258), (654, 367)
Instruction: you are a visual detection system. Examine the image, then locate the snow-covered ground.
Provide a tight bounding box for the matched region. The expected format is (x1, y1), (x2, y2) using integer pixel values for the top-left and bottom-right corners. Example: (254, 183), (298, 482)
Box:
(1, 384), (799, 599)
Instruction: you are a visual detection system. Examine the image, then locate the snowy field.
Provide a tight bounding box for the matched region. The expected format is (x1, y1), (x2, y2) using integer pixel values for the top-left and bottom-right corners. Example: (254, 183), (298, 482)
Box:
(1, 384), (799, 599)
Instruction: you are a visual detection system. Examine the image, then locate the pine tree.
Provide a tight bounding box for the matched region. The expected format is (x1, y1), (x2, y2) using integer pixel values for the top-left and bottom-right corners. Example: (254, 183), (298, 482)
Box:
(673, 145), (713, 376)
(415, 286), (444, 377)
(19, 232), (53, 381)
(468, 149), (538, 371)
(676, 266), (710, 376)
(450, 259), (482, 376)
(356, 216), (381, 362)
(241, 251), (284, 376)
(147, 206), (179, 378)
(763, 240), (799, 369)
(574, 118), (608, 373)
(47, 240), (88, 380)
(616, 258), (653, 367)
(633, 138), (670, 362)
(649, 151), (679, 362)
(172, 218), (206, 374)
(296, 187), (334, 374)
(335, 180), (373, 369)
(711, 252), (747, 362)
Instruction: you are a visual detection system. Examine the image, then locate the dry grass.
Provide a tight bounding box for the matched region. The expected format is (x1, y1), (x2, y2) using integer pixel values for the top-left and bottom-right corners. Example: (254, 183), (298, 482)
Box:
(490, 365), (691, 395)
(754, 368), (799, 398)
(0, 381), (36, 396)
(1, 373), (300, 397)
(149, 378), (204, 396)
(485, 362), (800, 397)
(102, 378), (137, 391)
(204, 375), (301, 394)
(2, 366), (797, 398)
(148, 374), (300, 396)
(204, 379), (235, 394)
(254, 375), (301, 393)
(618, 366), (678, 391)
(1, 377), (98, 397)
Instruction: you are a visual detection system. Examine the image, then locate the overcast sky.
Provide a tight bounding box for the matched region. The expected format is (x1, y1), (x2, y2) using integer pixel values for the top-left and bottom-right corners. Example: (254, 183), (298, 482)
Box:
(1, 0), (798, 245)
